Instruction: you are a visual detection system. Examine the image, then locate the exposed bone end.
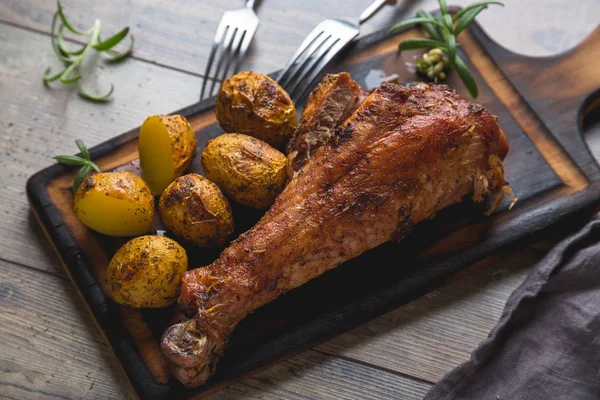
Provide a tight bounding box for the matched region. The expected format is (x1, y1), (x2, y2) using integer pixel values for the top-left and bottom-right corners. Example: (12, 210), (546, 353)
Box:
(172, 362), (215, 388)
(161, 318), (224, 386)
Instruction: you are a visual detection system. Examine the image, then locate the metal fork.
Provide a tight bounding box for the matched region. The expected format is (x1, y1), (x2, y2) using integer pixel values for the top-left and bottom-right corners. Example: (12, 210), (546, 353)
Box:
(200, 0), (260, 100)
(277, 0), (396, 101)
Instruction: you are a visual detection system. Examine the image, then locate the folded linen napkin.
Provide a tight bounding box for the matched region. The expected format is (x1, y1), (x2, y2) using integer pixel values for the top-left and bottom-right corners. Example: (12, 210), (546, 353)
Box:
(425, 214), (600, 400)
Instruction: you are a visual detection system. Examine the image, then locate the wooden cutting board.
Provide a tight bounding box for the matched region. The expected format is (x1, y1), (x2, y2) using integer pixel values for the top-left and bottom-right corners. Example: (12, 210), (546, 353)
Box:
(27, 12), (600, 400)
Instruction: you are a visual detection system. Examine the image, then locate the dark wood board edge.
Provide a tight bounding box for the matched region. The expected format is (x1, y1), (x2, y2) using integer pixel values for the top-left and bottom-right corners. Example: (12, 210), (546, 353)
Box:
(24, 10), (600, 400)
(27, 179), (600, 400)
(23, 94), (223, 400)
(466, 22), (600, 181)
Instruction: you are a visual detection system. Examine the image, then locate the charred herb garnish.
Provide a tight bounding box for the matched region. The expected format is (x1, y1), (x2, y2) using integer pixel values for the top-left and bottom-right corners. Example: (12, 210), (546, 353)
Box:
(43, 0), (134, 102)
(390, 0), (503, 98)
(54, 140), (101, 192)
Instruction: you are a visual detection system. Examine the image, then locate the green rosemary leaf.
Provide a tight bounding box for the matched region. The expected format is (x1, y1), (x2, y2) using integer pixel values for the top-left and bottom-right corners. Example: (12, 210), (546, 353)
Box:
(417, 10), (443, 41)
(441, 14), (454, 32)
(434, 14), (447, 33)
(43, 66), (67, 83)
(75, 139), (90, 160)
(54, 140), (101, 192)
(392, 0), (501, 99)
(390, 17), (445, 34)
(446, 33), (457, 67)
(439, 0), (449, 15)
(57, 0), (93, 35)
(59, 65), (82, 84)
(61, 74), (82, 84)
(94, 27), (130, 51)
(453, 1), (503, 22)
(50, 12), (75, 62)
(54, 155), (88, 166)
(455, 55), (478, 98)
(105, 35), (134, 62)
(73, 164), (91, 192)
(454, 5), (487, 35)
(45, 1), (133, 103)
(88, 161), (101, 173)
(77, 81), (114, 102)
(57, 24), (86, 55)
(398, 38), (447, 51)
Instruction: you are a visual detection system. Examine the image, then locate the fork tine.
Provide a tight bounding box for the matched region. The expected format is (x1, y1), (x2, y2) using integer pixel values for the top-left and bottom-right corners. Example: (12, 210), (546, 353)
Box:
(291, 37), (350, 102)
(231, 29), (249, 76)
(208, 27), (238, 97)
(280, 32), (327, 90)
(277, 27), (326, 85)
(288, 36), (338, 99)
(218, 29), (246, 86)
(201, 22), (228, 100)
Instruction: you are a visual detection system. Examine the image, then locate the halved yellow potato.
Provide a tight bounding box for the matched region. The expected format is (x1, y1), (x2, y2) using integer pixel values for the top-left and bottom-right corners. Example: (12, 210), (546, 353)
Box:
(138, 114), (197, 195)
(74, 171), (155, 236)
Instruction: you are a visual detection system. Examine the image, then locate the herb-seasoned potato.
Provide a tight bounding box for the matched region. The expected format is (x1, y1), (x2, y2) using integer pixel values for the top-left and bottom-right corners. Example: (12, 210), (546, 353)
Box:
(159, 174), (234, 247)
(106, 235), (188, 308)
(216, 71), (297, 149)
(74, 171), (154, 236)
(139, 114), (197, 195)
(201, 133), (289, 209)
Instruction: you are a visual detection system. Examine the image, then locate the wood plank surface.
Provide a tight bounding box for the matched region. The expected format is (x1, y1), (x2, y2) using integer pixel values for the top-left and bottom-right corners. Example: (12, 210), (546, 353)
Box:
(210, 351), (431, 400)
(0, 0), (377, 77)
(317, 222), (591, 385)
(2, 0), (598, 78)
(317, 248), (543, 383)
(0, 259), (135, 400)
(29, 14), (600, 396)
(1, 0), (600, 398)
(0, 24), (201, 275)
(0, 258), (431, 400)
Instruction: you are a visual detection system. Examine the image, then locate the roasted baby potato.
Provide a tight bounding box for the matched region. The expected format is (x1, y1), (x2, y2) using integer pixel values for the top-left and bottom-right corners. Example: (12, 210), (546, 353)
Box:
(139, 114), (198, 195)
(74, 171), (154, 236)
(216, 71), (297, 149)
(159, 173), (234, 247)
(201, 133), (288, 209)
(106, 235), (188, 308)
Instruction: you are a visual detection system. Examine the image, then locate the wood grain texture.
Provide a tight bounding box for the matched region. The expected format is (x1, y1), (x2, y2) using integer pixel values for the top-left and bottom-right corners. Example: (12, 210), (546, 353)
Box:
(2, 0), (597, 77)
(2, 0), (598, 276)
(0, 259), (431, 400)
(25, 14), (600, 398)
(0, 259), (135, 400)
(0, 0), (379, 77)
(498, 27), (600, 182)
(208, 350), (431, 400)
(317, 248), (543, 383)
(0, 25), (201, 275)
(2, 0), (600, 399)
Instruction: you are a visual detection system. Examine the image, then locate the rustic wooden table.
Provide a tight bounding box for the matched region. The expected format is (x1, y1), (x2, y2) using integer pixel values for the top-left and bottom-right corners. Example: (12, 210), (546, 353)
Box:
(1, 0), (598, 398)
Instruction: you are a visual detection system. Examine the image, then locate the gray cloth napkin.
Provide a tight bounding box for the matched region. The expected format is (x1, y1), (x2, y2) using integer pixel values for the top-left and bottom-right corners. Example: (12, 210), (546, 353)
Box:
(425, 213), (600, 400)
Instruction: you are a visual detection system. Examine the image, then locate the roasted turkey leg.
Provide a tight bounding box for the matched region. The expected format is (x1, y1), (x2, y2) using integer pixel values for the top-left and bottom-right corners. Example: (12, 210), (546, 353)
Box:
(161, 82), (510, 387)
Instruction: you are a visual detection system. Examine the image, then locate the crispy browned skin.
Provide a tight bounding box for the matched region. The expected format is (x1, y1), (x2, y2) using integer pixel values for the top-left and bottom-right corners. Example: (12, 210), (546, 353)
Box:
(161, 82), (510, 387)
(287, 72), (362, 172)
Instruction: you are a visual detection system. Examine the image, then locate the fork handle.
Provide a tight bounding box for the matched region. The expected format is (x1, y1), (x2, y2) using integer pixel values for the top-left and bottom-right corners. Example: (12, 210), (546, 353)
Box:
(359, 0), (396, 25)
(245, 0), (256, 9)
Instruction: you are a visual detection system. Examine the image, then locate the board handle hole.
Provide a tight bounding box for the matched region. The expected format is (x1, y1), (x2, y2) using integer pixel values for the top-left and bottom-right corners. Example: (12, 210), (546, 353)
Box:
(581, 88), (600, 168)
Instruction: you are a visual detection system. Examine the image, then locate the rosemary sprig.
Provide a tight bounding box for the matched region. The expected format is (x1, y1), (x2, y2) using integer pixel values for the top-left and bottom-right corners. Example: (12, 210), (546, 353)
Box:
(44, 0), (134, 102)
(390, 0), (503, 98)
(54, 140), (101, 192)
